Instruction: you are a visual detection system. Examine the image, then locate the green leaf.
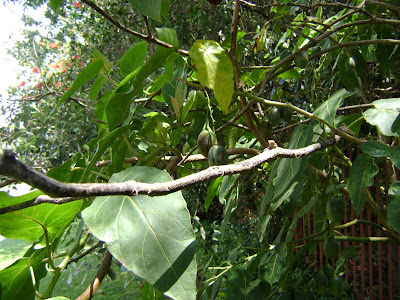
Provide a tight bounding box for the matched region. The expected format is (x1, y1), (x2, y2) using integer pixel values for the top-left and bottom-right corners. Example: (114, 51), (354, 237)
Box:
(205, 177), (222, 211)
(258, 125), (312, 242)
(278, 68), (301, 80)
(360, 141), (392, 157)
(388, 182), (400, 233)
(347, 153), (379, 215)
(0, 248), (47, 300)
(49, 0), (64, 12)
(57, 60), (104, 107)
(390, 146), (400, 169)
(81, 125), (136, 182)
(313, 88), (354, 126)
(119, 42), (147, 78)
(129, 0), (162, 22)
(82, 167), (196, 299)
(0, 191), (82, 242)
(0, 238), (32, 271)
(93, 49), (111, 75)
(106, 91), (135, 131)
(189, 40), (234, 113)
(262, 243), (287, 284)
(156, 27), (179, 48)
(364, 98), (400, 137)
(89, 76), (106, 101)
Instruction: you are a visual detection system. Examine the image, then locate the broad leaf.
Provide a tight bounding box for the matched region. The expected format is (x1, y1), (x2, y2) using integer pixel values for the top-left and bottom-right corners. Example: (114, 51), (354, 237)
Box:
(278, 69), (301, 80)
(119, 42), (147, 77)
(205, 177), (222, 211)
(360, 141), (392, 157)
(262, 243), (287, 284)
(82, 167), (196, 299)
(0, 238), (32, 270)
(348, 153), (379, 215)
(49, 0), (63, 12)
(0, 191), (81, 242)
(390, 146), (400, 169)
(364, 98), (400, 137)
(93, 49), (111, 75)
(388, 182), (400, 233)
(129, 0), (162, 22)
(156, 27), (179, 48)
(189, 40), (234, 113)
(106, 91), (135, 131)
(258, 125), (312, 241)
(57, 60), (104, 107)
(0, 248), (47, 300)
(313, 88), (354, 126)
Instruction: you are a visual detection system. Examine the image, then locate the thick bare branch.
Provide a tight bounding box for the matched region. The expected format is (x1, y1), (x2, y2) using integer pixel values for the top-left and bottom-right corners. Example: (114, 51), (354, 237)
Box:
(0, 137), (338, 214)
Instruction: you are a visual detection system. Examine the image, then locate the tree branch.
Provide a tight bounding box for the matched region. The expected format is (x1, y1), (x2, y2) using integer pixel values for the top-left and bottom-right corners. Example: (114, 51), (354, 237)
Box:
(76, 250), (113, 300)
(0, 137), (338, 214)
(80, 0), (188, 56)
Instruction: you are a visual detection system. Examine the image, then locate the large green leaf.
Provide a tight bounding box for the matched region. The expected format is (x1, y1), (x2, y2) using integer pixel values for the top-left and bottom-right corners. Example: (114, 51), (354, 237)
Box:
(189, 40), (234, 113)
(313, 88), (354, 126)
(106, 91), (135, 131)
(0, 248), (47, 300)
(129, 0), (163, 22)
(0, 238), (32, 270)
(388, 182), (400, 233)
(262, 243), (287, 284)
(82, 167), (196, 299)
(360, 141), (392, 157)
(0, 191), (82, 242)
(56, 60), (104, 107)
(258, 125), (312, 241)
(347, 153), (379, 215)
(119, 42), (147, 78)
(363, 98), (400, 137)
(390, 146), (400, 169)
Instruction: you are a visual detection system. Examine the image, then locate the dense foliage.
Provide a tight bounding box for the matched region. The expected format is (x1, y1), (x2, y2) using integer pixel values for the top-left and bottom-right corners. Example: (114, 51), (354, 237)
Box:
(0, 0), (400, 299)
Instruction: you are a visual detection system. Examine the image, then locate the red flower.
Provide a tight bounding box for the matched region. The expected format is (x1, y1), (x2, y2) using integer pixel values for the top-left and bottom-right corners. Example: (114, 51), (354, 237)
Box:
(73, 1), (81, 8)
(52, 63), (60, 69)
(36, 83), (43, 89)
(61, 67), (67, 73)
(65, 87), (70, 91)
(49, 42), (59, 49)
(55, 81), (62, 88)
(18, 81), (26, 87)
(32, 67), (40, 74)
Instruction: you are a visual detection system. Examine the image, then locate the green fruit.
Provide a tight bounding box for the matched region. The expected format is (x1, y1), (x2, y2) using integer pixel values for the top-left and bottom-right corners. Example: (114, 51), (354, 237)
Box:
(323, 263), (335, 279)
(280, 49), (292, 68)
(268, 107), (281, 126)
(326, 197), (345, 224)
(314, 272), (329, 295)
(294, 51), (309, 68)
(197, 129), (216, 157)
(260, 120), (273, 138)
(323, 236), (339, 259)
(208, 145), (228, 166)
(329, 277), (344, 297)
(280, 107), (292, 122)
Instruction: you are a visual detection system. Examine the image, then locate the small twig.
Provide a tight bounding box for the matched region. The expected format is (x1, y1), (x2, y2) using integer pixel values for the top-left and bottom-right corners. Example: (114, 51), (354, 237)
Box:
(67, 241), (105, 266)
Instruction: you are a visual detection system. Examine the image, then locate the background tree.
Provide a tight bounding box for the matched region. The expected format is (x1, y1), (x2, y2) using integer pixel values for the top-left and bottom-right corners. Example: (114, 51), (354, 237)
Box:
(0, 0), (399, 299)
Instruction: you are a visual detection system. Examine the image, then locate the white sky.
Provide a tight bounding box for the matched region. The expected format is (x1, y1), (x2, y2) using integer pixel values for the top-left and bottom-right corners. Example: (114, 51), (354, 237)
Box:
(0, 2), (48, 127)
(0, 3), (43, 198)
